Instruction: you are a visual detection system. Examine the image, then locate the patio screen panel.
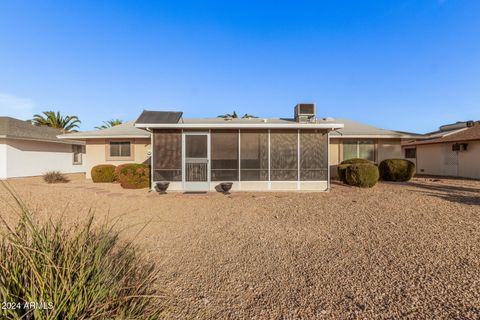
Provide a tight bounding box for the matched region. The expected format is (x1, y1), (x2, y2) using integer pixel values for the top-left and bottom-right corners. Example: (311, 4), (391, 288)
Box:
(300, 129), (328, 180)
(270, 130), (298, 181)
(153, 130), (182, 181)
(358, 140), (375, 161)
(240, 130), (268, 181)
(211, 130), (239, 181)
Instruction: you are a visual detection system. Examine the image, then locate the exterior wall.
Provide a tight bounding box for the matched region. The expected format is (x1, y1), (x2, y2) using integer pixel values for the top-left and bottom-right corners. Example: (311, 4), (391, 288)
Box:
(0, 139), (7, 179)
(329, 138), (403, 178)
(3, 138), (86, 179)
(458, 141), (480, 179)
(416, 141), (480, 179)
(85, 138), (151, 179)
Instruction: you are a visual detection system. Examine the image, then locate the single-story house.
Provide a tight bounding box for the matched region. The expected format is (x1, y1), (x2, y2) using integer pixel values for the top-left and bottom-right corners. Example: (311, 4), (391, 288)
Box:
(0, 117), (85, 179)
(59, 104), (419, 191)
(402, 121), (480, 179)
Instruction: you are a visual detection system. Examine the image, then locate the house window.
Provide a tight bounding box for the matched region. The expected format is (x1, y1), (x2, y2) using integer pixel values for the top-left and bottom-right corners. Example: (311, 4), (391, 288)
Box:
(107, 141), (132, 160)
(343, 140), (375, 162)
(72, 145), (83, 165)
(404, 148), (416, 159)
(211, 130), (239, 181)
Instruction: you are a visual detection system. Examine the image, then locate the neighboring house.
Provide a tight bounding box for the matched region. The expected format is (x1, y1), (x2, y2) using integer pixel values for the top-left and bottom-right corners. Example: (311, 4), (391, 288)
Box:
(0, 117), (85, 179)
(402, 121), (480, 179)
(329, 119), (420, 177)
(57, 121), (151, 179)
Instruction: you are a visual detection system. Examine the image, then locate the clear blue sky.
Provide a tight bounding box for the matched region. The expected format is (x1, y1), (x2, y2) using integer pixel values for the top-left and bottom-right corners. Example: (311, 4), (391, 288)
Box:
(0, 0), (479, 133)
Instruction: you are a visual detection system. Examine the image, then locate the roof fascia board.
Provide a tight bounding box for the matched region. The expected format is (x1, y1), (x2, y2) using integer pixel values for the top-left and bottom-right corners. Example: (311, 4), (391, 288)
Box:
(58, 135), (149, 139)
(134, 123), (344, 129)
(4, 136), (85, 145)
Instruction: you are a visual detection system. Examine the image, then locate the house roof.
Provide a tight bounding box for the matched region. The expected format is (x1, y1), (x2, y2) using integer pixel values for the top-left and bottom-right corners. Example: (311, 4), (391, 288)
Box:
(403, 122), (480, 146)
(0, 117), (84, 145)
(328, 118), (420, 138)
(57, 121), (150, 139)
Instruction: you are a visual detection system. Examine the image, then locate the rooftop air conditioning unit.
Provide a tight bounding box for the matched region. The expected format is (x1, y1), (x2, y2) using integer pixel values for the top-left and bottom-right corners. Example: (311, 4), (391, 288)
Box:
(294, 103), (316, 123)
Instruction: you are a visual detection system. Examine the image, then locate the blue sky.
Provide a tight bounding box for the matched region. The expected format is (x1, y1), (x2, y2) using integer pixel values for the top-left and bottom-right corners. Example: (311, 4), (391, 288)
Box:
(0, 0), (479, 133)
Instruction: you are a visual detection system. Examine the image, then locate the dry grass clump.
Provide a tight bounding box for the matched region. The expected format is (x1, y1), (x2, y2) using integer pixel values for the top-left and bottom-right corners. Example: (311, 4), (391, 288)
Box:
(43, 171), (69, 184)
(0, 183), (163, 320)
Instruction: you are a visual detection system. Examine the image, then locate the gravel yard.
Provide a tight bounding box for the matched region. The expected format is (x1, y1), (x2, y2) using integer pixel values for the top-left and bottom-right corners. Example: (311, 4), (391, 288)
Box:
(1, 177), (479, 319)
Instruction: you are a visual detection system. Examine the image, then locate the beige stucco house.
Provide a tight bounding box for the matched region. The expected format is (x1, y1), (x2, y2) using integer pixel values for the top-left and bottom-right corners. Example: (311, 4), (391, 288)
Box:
(402, 121), (480, 179)
(59, 105), (419, 189)
(58, 121), (151, 179)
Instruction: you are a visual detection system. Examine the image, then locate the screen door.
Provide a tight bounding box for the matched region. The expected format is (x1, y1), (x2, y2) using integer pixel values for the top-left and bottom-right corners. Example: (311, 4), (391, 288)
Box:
(184, 133), (210, 191)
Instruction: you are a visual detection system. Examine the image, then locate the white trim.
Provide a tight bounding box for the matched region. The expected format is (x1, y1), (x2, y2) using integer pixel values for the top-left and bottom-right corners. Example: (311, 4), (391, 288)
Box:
(3, 136), (85, 145)
(331, 134), (414, 139)
(267, 129), (271, 190)
(58, 135), (149, 139)
(135, 123), (343, 129)
(150, 130), (154, 191)
(297, 129), (300, 190)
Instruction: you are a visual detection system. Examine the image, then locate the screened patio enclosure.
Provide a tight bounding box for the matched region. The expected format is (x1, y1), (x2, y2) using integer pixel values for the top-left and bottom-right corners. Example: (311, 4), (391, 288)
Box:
(152, 128), (330, 191)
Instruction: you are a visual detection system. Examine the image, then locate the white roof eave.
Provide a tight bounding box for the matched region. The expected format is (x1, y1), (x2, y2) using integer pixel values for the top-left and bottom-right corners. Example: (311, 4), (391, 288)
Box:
(57, 135), (149, 139)
(134, 123), (344, 129)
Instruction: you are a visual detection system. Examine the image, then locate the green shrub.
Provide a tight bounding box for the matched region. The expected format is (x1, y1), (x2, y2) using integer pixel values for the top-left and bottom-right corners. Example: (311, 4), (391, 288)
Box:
(114, 163), (130, 182)
(346, 163), (379, 188)
(337, 164), (351, 183)
(0, 184), (163, 319)
(340, 158), (373, 165)
(91, 164), (116, 183)
(117, 163), (150, 189)
(43, 171), (69, 184)
(379, 159), (416, 182)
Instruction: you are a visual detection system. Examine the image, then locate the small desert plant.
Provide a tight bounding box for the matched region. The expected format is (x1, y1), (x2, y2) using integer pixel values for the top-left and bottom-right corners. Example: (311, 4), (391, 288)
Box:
(345, 163), (379, 188)
(117, 164), (150, 189)
(91, 164), (116, 183)
(43, 171), (69, 184)
(0, 183), (163, 319)
(379, 159), (416, 182)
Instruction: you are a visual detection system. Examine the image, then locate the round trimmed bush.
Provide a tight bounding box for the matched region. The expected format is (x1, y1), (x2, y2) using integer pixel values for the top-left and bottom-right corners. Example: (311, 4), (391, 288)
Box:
(117, 164), (150, 189)
(338, 159), (374, 183)
(91, 164), (116, 183)
(340, 158), (374, 165)
(379, 159), (416, 182)
(337, 164), (351, 183)
(345, 163), (379, 188)
(114, 163), (130, 182)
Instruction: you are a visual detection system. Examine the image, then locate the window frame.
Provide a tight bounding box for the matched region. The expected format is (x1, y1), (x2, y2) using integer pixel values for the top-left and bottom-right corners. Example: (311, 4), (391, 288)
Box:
(342, 140), (376, 162)
(404, 147), (417, 159)
(72, 144), (83, 165)
(106, 139), (134, 161)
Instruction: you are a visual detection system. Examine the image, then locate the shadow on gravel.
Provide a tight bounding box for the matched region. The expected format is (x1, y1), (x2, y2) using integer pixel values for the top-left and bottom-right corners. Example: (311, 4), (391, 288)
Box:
(408, 182), (480, 206)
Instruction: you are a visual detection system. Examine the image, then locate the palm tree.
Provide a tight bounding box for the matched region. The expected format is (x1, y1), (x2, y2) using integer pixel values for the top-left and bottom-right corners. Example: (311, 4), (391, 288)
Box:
(95, 119), (123, 130)
(218, 111), (239, 119)
(218, 111), (257, 119)
(32, 111), (81, 132)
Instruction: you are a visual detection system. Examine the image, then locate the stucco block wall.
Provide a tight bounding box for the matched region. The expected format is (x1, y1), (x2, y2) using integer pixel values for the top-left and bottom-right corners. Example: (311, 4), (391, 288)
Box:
(0, 139), (7, 179)
(458, 141), (480, 179)
(85, 138), (150, 179)
(416, 144), (444, 176)
(3, 139), (86, 179)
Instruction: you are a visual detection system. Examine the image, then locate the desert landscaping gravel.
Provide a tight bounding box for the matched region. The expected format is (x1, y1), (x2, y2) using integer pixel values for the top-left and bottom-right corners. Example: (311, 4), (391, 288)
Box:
(1, 177), (479, 319)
